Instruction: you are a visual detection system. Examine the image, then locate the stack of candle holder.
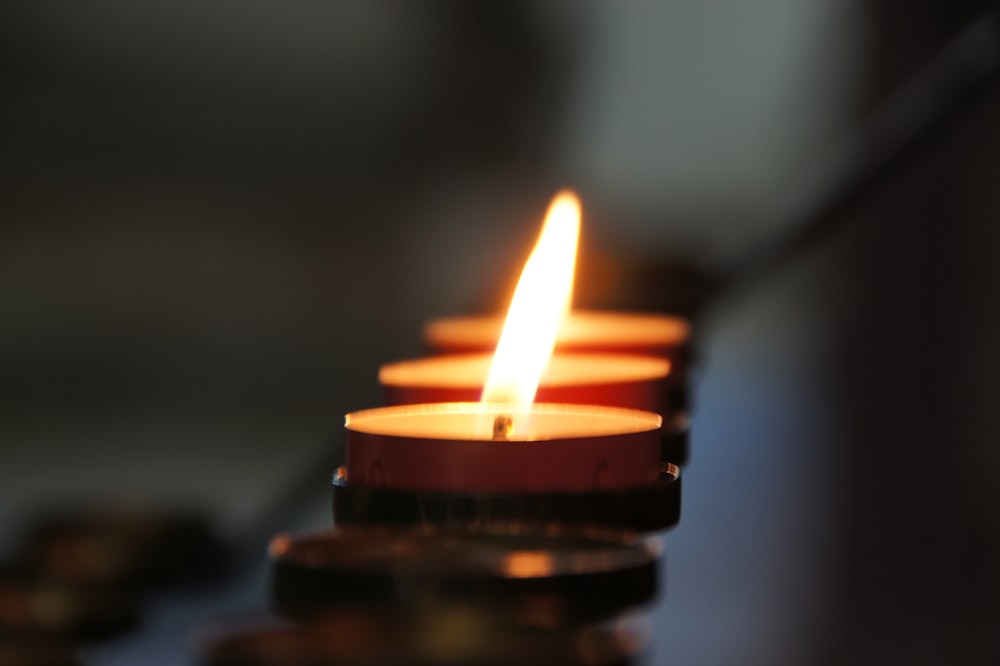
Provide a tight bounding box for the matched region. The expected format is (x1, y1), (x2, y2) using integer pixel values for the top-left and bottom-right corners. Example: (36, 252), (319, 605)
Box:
(227, 309), (694, 664)
(200, 525), (663, 665)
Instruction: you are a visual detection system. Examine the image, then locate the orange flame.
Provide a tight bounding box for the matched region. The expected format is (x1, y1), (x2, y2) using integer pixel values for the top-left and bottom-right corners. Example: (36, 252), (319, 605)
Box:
(481, 191), (581, 407)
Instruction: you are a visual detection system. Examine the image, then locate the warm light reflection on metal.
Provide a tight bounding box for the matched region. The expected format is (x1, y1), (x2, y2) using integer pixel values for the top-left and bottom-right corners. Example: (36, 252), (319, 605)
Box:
(502, 551), (555, 578)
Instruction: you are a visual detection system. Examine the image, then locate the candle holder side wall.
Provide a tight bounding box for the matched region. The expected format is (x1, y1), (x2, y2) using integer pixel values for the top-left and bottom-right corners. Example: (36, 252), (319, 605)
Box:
(331, 465), (680, 534)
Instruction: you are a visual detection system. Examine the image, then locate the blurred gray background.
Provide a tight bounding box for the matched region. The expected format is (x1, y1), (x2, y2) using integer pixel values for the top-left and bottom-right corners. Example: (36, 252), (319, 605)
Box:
(2, 1), (999, 663)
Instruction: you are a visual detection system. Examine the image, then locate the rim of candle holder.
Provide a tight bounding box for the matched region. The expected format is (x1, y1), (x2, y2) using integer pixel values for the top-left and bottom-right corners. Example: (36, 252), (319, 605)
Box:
(268, 527), (661, 629)
(331, 463), (680, 534)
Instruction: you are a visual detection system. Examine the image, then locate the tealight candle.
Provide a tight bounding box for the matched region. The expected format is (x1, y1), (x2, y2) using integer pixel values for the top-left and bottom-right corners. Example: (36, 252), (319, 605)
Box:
(379, 352), (670, 413)
(425, 310), (690, 362)
(344, 402), (662, 492)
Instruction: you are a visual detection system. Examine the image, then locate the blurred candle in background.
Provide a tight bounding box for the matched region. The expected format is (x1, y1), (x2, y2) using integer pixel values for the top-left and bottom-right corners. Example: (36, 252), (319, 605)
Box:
(425, 309), (690, 373)
(380, 352), (670, 413)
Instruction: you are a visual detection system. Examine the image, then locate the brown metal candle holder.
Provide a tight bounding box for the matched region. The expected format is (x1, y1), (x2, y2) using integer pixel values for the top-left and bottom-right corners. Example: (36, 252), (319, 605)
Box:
(331, 463), (680, 534)
(268, 528), (661, 630)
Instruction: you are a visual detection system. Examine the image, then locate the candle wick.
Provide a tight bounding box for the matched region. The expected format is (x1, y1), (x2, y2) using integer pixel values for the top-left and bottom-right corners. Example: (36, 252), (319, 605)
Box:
(492, 414), (514, 441)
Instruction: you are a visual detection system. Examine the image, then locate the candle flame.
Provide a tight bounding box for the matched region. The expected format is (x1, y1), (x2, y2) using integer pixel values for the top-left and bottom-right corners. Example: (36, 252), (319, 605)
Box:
(481, 191), (581, 407)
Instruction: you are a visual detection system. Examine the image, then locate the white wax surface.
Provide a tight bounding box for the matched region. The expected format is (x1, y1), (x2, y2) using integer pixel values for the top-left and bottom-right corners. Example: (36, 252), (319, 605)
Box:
(379, 353), (669, 388)
(424, 310), (690, 349)
(345, 403), (662, 441)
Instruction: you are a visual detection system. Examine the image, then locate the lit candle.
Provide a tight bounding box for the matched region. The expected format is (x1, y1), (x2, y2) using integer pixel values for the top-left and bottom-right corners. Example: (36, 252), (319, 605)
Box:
(379, 352), (670, 413)
(344, 402), (662, 492)
(425, 309), (690, 368)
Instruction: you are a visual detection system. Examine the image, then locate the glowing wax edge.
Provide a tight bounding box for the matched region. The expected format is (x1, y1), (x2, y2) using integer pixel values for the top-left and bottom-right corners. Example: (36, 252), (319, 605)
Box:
(424, 310), (691, 349)
(345, 402), (662, 442)
(379, 353), (670, 389)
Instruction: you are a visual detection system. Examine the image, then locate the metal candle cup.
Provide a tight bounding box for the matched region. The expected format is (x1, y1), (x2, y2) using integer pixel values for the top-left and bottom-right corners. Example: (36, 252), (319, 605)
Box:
(267, 528), (661, 628)
(379, 352), (670, 413)
(344, 403), (662, 493)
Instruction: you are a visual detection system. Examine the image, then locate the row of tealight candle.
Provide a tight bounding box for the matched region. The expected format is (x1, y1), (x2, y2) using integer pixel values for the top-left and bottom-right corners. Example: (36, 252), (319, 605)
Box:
(334, 192), (691, 530)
